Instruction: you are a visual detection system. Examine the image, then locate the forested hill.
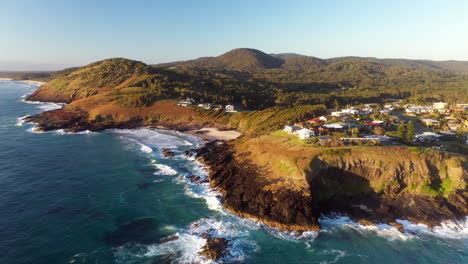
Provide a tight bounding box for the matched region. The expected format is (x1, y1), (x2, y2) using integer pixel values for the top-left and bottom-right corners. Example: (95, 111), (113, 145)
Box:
(26, 49), (468, 111)
(154, 48), (468, 105)
(156, 48), (468, 73)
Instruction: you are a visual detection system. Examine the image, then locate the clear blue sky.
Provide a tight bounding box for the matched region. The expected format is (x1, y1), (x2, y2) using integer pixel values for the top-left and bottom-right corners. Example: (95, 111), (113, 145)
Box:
(2, 0), (468, 70)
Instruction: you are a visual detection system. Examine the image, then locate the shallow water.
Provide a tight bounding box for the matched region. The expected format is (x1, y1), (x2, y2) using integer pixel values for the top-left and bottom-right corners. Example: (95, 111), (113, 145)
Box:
(0, 80), (466, 264)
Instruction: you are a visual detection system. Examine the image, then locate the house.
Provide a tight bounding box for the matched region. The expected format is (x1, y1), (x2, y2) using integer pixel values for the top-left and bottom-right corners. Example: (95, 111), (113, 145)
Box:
(284, 125), (300, 134)
(331, 111), (345, 117)
(322, 123), (345, 131)
(198, 103), (212, 109)
(447, 120), (462, 131)
(308, 118), (324, 124)
(212, 104), (223, 110)
(433, 102), (448, 109)
(296, 128), (315, 139)
(319, 116), (328, 122)
(342, 108), (359, 115)
(177, 100), (193, 107)
(414, 132), (442, 141)
(421, 119), (441, 127)
(225, 105), (236, 112)
(364, 120), (385, 127)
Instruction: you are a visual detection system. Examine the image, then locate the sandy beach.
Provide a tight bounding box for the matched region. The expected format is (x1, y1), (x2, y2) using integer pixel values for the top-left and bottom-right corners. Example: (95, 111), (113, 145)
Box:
(20, 80), (46, 85)
(0, 78), (45, 85)
(186, 127), (242, 141)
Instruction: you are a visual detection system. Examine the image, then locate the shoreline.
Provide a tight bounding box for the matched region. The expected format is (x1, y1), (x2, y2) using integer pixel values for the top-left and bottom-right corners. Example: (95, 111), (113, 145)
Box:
(19, 80), (46, 85)
(184, 127), (242, 141)
(0, 78), (45, 85)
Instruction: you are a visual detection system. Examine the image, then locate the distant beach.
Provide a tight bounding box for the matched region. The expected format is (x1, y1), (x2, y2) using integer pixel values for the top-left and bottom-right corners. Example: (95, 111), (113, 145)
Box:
(20, 80), (46, 85)
(186, 127), (242, 141)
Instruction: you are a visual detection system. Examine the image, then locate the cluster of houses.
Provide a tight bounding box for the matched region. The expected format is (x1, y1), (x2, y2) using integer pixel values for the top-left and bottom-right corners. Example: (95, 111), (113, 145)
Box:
(406, 102), (468, 133)
(283, 113), (395, 145)
(282, 100), (468, 147)
(331, 103), (394, 117)
(405, 102), (468, 116)
(177, 98), (236, 112)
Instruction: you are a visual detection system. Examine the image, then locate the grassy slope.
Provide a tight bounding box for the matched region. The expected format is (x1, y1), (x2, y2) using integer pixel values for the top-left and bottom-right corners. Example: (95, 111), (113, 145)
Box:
(231, 133), (467, 199)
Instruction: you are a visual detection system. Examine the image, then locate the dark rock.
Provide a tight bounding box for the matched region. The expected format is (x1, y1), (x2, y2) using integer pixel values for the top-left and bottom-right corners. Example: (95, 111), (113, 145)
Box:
(198, 234), (230, 260)
(161, 148), (175, 157)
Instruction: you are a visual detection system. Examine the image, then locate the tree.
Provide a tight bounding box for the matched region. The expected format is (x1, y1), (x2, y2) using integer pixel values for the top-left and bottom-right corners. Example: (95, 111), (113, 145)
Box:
(397, 124), (407, 142)
(333, 99), (340, 110)
(406, 121), (415, 143)
(455, 127), (465, 142)
(373, 126), (385, 135)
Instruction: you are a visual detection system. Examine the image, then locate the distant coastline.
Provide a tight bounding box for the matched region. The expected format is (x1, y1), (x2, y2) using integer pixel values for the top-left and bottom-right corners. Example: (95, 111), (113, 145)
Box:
(0, 78), (45, 85)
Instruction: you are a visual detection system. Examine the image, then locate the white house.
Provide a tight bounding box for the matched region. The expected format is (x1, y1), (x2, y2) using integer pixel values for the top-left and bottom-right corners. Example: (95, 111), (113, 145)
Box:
(225, 105), (236, 112)
(284, 125), (300, 134)
(319, 116), (328, 121)
(433, 102), (448, 109)
(331, 111), (345, 117)
(177, 100), (193, 107)
(198, 103), (212, 109)
(342, 108), (359, 115)
(323, 123), (344, 129)
(296, 128), (315, 139)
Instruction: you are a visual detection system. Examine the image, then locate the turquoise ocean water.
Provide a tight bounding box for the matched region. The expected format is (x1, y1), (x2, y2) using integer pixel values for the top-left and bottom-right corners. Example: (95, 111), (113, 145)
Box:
(0, 80), (466, 264)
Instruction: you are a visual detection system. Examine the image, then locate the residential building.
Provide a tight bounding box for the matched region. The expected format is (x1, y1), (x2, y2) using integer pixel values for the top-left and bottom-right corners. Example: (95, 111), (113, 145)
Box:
(225, 105), (236, 112)
(296, 128), (315, 139)
(198, 103), (212, 109)
(433, 102), (448, 109)
(284, 125), (300, 134)
(421, 119), (441, 127)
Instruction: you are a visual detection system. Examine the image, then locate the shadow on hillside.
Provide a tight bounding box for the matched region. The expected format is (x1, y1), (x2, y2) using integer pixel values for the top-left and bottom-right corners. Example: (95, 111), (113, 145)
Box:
(305, 157), (385, 219)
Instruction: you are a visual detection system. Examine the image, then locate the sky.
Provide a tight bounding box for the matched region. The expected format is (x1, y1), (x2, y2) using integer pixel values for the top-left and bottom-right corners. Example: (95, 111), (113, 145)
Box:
(1, 0), (468, 70)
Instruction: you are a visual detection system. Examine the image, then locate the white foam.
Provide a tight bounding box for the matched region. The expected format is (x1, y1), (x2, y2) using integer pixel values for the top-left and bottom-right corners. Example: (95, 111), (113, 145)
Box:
(319, 215), (412, 241)
(397, 216), (468, 239)
(154, 164), (178, 176)
(108, 128), (200, 149)
(139, 143), (153, 153)
(22, 99), (65, 111)
(145, 218), (259, 263)
(145, 232), (209, 264)
(15, 115), (29, 126)
(319, 249), (347, 264)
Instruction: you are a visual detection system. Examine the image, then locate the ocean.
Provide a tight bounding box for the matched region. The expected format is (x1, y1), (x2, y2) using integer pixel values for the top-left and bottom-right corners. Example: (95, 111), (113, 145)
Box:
(0, 80), (466, 264)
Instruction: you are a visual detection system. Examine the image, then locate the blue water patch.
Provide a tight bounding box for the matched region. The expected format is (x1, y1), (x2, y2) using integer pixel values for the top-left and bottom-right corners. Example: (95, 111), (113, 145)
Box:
(0, 80), (466, 264)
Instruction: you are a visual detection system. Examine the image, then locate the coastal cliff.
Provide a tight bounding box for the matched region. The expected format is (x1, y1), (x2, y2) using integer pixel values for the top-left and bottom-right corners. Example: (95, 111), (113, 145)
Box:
(196, 136), (467, 232)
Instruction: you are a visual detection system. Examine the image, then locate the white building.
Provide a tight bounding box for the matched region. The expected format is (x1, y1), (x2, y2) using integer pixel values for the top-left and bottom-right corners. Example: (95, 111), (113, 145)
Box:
(342, 108), (359, 115)
(198, 103), (212, 109)
(433, 102), (448, 109)
(225, 105), (236, 112)
(177, 100), (193, 107)
(331, 111), (345, 117)
(284, 125), (300, 134)
(296, 128), (315, 139)
(319, 116), (328, 121)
